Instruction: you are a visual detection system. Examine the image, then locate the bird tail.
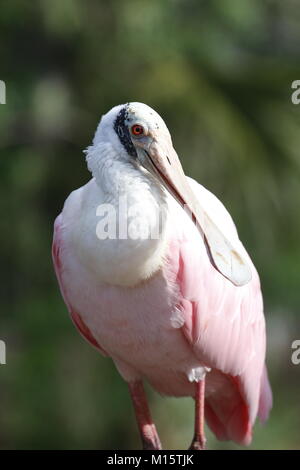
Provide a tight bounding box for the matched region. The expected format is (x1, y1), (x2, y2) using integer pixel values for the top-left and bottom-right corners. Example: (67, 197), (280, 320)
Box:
(205, 379), (252, 446)
(205, 365), (272, 446)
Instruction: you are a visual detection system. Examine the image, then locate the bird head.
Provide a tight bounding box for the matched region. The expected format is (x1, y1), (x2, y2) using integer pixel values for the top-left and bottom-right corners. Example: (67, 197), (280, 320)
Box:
(90, 102), (252, 287)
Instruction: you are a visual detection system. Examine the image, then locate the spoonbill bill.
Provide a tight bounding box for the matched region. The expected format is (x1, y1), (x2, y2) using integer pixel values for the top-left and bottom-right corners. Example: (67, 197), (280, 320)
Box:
(52, 102), (272, 449)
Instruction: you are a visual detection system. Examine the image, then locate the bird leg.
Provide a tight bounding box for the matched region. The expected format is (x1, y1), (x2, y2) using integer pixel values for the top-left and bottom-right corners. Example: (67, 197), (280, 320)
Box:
(189, 379), (206, 450)
(128, 381), (162, 450)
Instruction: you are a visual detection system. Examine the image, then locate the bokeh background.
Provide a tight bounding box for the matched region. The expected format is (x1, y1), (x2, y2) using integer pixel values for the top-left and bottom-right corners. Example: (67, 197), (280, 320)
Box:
(1, 0), (300, 450)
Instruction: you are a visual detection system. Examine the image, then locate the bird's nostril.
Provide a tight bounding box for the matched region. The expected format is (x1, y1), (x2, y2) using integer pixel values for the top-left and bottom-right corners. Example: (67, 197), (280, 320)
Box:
(167, 156), (171, 165)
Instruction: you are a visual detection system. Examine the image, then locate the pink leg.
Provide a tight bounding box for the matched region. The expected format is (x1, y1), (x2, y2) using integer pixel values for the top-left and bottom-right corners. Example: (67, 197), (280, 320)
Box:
(189, 379), (206, 450)
(128, 381), (162, 450)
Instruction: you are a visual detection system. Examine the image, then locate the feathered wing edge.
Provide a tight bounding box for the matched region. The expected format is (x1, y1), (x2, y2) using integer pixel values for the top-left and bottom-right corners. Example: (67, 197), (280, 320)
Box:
(171, 177), (272, 445)
(52, 214), (108, 356)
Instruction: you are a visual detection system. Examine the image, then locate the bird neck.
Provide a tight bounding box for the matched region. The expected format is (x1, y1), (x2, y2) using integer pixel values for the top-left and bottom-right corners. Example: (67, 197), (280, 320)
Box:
(83, 141), (170, 286)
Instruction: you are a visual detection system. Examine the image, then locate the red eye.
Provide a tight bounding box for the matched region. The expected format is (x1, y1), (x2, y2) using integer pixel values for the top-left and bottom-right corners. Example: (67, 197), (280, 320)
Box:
(131, 124), (144, 136)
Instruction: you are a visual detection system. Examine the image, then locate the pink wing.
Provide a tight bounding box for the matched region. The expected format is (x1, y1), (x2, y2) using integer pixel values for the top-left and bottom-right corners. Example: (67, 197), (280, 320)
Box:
(169, 237), (272, 444)
(52, 214), (108, 357)
(168, 180), (272, 445)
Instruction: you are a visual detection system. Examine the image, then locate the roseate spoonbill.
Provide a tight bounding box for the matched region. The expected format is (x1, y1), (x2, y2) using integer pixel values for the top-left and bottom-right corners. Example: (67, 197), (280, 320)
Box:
(52, 102), (272, 449)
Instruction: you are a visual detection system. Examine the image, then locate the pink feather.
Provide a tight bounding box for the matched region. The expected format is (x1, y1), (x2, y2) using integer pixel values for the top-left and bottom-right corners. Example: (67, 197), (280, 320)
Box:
(52, 177), (272, 446)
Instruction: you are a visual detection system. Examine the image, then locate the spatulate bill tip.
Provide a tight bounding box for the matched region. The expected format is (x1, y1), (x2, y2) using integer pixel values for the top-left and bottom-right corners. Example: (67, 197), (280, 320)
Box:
(213, 250), (252, 287)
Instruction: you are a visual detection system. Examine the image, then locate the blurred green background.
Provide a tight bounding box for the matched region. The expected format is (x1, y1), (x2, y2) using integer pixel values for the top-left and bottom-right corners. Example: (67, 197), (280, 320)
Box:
(1, 0), (300, 450)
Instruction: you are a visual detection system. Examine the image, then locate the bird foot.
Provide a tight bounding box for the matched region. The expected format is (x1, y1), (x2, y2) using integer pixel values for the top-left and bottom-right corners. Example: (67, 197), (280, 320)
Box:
(142, 437), (162, 450)
(142, 424), (162, 450)
(189, 435), (206, 450)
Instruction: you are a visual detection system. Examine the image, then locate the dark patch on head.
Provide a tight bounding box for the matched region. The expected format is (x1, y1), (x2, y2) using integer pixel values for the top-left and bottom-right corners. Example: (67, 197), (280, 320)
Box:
(113, 105), (137, 158)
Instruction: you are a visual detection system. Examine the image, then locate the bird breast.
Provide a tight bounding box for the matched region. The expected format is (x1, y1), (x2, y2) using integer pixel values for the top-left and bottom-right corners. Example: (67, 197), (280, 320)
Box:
(63, 148), (171, 287)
